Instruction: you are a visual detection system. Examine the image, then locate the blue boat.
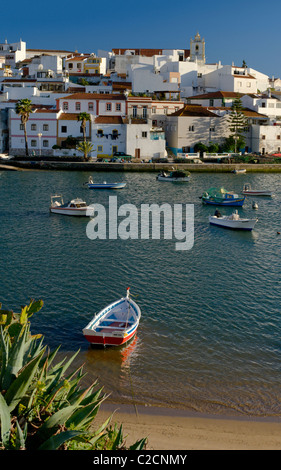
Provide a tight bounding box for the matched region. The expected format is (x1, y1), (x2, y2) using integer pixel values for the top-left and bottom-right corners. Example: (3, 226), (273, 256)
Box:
(85, 176), (126, 189)
(201, 187), (245, 206)
(87, 182), (126, 189)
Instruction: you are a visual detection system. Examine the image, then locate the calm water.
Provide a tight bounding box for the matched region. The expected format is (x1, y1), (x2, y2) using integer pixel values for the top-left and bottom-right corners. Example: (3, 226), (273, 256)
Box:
(1, 168), (281, 418)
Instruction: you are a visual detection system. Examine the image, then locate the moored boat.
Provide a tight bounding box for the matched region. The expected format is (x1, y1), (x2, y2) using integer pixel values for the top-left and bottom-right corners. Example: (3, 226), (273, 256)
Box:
(209, 210), (257, 231)
(156, 169), (190, 182)
(85, 176), (126, 189)
(201, 187), (245, 206)
(242, 183), (273, 197)
(231, 168), (246, 174)
(82, 288), (141, 347)
(50, 195), (93, 216)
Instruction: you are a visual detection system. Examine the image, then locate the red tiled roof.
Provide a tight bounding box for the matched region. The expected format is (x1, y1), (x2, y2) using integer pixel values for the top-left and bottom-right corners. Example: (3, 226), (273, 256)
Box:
(170, 104), (219, 117)
(95, 116), (124, 124)
(58, 113), (81, 120)
(187, 91), (244, 100)
(59, 92), (126, 100)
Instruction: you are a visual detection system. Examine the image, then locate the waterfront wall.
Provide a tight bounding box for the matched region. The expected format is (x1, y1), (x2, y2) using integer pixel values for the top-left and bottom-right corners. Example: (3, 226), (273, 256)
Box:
(2, 161), (281, 172)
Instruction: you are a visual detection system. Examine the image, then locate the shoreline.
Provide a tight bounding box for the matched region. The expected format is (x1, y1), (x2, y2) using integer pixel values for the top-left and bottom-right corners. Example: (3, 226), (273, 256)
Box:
(96, 402), (281, 450)
(2, 160), (281, 172)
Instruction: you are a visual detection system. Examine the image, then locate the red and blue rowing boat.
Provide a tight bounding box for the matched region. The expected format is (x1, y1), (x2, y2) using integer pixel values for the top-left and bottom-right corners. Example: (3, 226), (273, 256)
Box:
(82, 288), (141, 347)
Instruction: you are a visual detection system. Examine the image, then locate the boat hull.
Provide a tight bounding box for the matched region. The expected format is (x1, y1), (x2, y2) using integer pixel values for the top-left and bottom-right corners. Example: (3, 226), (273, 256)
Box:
(87, 183), (126, 189)
(50, 207), (90, 216)
(83, 324), (138, 346)
(157, 176), (190, 182)
(203, 198), (245, 206)
(242, 190), (272, 196)
(209, 216), (257, 230)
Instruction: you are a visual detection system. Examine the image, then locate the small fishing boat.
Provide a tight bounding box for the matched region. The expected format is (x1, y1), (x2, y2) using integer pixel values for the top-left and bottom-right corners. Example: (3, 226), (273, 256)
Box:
(85, 176), (126, 189)
(201, 187), (245, 206)
(156, 169), (190, 182)
(209, 210), (258, 231)
(231, 168), (246, 174)
(83, 288), (141, 347)
(242, 183), (273, 197)
(50, 195), (93, 216)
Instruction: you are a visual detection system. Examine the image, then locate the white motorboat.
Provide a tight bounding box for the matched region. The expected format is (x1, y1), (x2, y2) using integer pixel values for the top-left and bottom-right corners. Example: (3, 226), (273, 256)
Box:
(209, 210), (258, 231)
(232, 168), (246, 174)
(85, 176), (126, 189)
(83, 288), (141, 347)
(50, 195), (93, 216)
(242, 183), (273, 197)
(156, 169), (190, 182)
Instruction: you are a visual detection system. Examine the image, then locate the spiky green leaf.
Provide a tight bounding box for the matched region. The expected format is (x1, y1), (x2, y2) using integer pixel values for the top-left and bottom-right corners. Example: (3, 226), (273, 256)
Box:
(0, 392), (11, 447)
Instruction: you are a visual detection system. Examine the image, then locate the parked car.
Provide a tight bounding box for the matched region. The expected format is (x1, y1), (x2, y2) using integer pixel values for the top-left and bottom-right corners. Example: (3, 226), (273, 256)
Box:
(113, 152), (132, 159)
(270, 152), (281, 157)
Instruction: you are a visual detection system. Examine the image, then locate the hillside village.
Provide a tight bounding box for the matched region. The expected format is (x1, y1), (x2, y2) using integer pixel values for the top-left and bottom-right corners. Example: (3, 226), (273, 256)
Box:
(1, 33), (281, 161)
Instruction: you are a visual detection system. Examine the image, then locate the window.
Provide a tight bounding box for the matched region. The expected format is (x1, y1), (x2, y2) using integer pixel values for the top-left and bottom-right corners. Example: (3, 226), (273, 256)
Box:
(276, 103), (281, 108)
(268, 103), (274, 108)
(61, 126), (67, 133)
(75, 102), (81, 111)
(163, 107), (168, 115)
(43, 124), (49, 131)
(262, 135), (266, 140)
(68, 63), (73, 69)
(97, 129), (103, 137)
(31, 124), (37, 131)
(20, 124), (24, 130)
(63, 102), (68, 111)
(97, 145), (103, 152)
(31, 140), (36, 147)
(189, 126), (194, 131)
(142, 132), (147, 138)
(116, 103), (121, 111)
(143, 106), (148, 118)
(152, 106), (156, 114)
(209, 99), (214, 106)
(277, 135), (281, 140)
(210, 127), (215, 132)
(77, 63), (82, 69)
(106, 103), (112, 111)
(88, 102), (94, 111)
(132, 106), (137, 117)
(247, 82), (251, 87)
(43, 140), (49, 147)
(112, 146), (118, 154)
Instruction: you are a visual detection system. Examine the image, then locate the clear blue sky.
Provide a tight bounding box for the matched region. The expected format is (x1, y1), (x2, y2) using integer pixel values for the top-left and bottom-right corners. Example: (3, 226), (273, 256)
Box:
(2, 0), (281, 79)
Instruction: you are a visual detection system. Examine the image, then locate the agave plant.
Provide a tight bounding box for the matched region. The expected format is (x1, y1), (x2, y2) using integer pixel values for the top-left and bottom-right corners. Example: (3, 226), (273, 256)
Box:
(0, 300), (146, 450)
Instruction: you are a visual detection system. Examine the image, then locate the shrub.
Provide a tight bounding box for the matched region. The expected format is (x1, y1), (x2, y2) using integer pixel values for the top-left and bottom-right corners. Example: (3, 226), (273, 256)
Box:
(0, 300), (146, 450)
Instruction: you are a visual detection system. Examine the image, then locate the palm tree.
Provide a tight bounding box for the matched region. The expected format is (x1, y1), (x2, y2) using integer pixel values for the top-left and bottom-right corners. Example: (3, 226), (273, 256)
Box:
(15, 98), (33, 156)
(77, 112), (91, 143)
(77, 140), (94, 161)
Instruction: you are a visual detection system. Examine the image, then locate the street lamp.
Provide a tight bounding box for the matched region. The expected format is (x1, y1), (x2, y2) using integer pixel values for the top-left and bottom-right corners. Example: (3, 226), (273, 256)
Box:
(38, 132), (42, 156)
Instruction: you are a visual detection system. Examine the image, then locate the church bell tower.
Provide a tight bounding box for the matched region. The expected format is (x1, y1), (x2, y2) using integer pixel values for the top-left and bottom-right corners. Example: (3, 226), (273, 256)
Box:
(190, 32), (205, 64)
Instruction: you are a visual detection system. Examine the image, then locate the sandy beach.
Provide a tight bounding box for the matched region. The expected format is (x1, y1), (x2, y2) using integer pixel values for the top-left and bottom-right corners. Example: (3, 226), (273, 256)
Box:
(96, 403), (281, 450)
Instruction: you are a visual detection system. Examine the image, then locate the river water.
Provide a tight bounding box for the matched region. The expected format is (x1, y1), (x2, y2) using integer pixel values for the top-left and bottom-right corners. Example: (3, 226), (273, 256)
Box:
(1, 168), (281, 417)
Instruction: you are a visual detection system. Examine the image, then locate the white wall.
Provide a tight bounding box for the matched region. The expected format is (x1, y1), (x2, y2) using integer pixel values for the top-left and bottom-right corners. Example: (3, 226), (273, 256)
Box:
(126, 123), (166, 159)
(9, 108), (59, 155)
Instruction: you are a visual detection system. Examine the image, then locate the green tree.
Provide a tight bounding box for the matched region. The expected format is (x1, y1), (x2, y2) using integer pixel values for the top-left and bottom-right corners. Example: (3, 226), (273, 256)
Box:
(77, 141), (94, 161)
(227, 97), (248, 153)
(77, 112), (91, 144)
(15, 99), (33, 157)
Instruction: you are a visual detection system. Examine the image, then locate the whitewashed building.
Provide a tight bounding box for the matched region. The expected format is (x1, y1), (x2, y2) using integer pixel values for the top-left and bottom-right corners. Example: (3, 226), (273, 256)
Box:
(9, 108), (61, 156)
